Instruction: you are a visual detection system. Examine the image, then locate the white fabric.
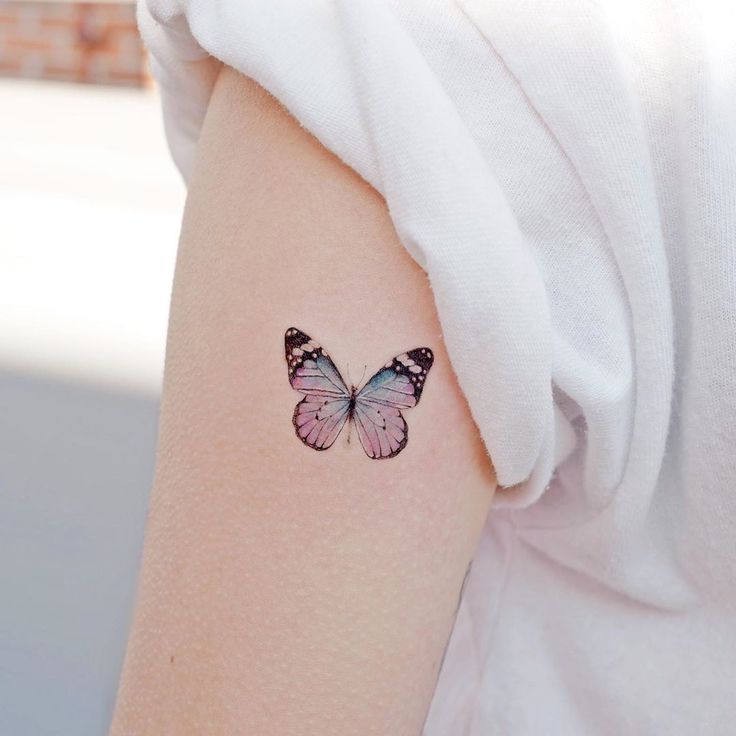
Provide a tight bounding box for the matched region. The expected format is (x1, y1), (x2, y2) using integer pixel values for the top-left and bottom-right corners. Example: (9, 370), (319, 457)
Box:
(138, 0), (736, 733)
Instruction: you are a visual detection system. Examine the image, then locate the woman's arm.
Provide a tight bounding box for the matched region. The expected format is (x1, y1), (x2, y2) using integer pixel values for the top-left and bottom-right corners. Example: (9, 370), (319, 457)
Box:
(110, 66), (496, 736)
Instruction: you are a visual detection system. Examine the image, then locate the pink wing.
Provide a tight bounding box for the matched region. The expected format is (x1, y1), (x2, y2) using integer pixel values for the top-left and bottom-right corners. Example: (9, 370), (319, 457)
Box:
(353, 400), (408, 459)
(354, 347), (434, 459)
(285, 327), (351, 450)
(293, 395), (351, 450)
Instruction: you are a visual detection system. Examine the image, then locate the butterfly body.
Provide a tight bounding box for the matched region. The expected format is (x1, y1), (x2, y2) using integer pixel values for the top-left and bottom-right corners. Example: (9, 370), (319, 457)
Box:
(285, 327), (433, 459)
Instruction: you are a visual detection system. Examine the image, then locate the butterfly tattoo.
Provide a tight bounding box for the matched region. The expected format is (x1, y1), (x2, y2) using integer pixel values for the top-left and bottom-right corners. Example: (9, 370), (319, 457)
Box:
(285, 327), (434, 459)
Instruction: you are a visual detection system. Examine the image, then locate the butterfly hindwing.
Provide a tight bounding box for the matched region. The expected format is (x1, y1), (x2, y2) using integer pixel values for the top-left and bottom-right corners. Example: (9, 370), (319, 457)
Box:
(354, 347), (434, 459)
(293, 395), (351, 450)
(285, 327), (351, 450)
(353, 400), (408, 459)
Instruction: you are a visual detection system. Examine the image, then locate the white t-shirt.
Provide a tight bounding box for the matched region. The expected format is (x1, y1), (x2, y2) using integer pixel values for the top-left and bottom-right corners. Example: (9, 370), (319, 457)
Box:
(138, 0), (736, 732)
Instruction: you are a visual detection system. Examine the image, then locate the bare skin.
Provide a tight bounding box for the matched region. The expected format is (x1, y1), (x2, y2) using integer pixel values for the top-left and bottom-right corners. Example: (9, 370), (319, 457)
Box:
(109, 66), (496, 736)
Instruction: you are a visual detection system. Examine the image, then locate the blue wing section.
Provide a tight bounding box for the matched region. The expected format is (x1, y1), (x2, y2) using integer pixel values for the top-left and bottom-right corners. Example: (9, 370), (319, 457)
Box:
(286, 327), (350, 398)
(356, 347), (433, 408)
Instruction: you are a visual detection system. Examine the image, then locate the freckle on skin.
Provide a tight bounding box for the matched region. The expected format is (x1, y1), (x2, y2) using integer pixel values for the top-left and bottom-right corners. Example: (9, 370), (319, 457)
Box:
(170, 655), (175, 664)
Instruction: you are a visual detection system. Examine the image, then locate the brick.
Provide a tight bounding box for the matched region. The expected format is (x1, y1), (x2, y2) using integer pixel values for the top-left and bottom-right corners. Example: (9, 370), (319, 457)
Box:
(0, 59), (21, 73)
(43, 3), (81, 21)
(20, 50), (44, 76)
(18, 4), (41, 34)
(41, 16), (79, 29)
(43, 65), (81, 79)
(6, 38), (52, 50)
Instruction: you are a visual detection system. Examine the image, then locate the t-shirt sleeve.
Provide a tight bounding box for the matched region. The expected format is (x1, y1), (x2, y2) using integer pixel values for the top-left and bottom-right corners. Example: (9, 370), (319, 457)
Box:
(137, 0), (585, 509)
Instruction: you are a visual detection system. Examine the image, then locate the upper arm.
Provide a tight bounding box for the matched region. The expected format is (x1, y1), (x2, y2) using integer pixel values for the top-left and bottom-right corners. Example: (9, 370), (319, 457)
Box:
(111, 65), (496, 736)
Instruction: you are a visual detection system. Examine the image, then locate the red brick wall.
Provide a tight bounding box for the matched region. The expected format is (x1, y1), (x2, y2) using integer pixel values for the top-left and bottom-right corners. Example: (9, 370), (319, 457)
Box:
(0, 1), (148, 87)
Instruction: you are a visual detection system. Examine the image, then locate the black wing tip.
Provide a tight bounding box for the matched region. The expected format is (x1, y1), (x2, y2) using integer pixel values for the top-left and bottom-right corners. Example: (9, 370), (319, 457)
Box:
(285, 326), (310, 341)
(407, 347), (434, 371)
(285, 328), (315, 359)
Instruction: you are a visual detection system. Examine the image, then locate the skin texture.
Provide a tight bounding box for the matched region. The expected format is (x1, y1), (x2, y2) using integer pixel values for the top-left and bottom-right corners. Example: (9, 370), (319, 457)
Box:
(109, 66), (496, 736)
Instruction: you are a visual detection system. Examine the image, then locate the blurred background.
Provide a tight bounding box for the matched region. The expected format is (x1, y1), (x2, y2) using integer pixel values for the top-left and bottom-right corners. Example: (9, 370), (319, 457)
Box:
(0, 2), (185, 733)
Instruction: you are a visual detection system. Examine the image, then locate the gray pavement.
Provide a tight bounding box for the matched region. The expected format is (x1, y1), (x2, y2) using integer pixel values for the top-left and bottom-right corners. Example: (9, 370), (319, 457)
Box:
(0, 78), (184, 735)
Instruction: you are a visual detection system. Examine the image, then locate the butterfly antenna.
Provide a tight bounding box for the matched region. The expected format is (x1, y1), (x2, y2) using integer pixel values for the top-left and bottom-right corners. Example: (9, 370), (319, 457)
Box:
(358, 364), (367, 388)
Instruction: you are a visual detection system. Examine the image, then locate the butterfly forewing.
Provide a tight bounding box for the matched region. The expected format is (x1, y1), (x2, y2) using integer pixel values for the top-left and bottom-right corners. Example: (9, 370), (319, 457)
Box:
(285, 327), (351, 450)
(286, 327), (350, 397)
